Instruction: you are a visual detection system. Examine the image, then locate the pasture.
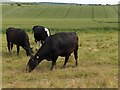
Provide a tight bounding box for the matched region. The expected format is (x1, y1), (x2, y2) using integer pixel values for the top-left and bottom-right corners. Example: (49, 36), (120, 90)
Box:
(2, 3), (118, 88)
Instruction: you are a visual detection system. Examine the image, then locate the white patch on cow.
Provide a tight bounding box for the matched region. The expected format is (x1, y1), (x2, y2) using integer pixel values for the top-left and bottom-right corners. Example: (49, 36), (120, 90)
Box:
(36, 56), (39, 59)
(44, 28), (50, 36)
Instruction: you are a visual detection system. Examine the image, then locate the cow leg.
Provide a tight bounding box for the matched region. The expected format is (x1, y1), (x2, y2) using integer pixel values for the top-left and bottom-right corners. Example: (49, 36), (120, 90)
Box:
(74, 46), (78, 66)
(50, 56), (58, 70)
(11, 43), (13, 50)
(61, 55), (70, 68)
(7, 42), (11, 53)
(17, 45), (20, 55)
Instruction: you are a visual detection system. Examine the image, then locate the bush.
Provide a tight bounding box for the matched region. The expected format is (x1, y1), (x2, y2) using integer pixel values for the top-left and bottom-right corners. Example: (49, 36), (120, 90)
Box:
(17, 3), (21, 6)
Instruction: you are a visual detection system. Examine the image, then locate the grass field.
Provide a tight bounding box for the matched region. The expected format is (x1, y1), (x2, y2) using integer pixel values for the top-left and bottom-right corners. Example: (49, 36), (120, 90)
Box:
(2, 4), (118, 19)
(2, 3), (118, 88)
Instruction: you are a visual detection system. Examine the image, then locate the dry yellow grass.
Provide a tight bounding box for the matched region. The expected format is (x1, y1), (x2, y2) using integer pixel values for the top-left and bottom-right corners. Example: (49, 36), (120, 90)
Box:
(2, 31), (118, 88)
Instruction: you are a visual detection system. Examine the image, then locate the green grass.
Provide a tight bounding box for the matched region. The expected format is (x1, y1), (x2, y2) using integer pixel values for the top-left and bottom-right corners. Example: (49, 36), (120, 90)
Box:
(2, 4), (118, 33)
(2, 4), (118, 19)
(2, 4), (118, 88)
(2, 18), (118, 34)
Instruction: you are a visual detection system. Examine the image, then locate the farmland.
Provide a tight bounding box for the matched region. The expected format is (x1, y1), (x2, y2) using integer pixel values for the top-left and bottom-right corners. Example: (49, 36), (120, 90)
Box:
(2, 4), (118, 88)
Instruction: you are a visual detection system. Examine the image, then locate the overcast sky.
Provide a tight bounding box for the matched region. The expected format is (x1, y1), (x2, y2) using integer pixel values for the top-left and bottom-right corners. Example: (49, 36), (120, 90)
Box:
(11, 0), (119, 4)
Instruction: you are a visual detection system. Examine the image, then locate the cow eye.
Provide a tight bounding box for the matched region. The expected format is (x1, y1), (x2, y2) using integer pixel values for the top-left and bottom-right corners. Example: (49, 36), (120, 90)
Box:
(36, 56), (39, 59)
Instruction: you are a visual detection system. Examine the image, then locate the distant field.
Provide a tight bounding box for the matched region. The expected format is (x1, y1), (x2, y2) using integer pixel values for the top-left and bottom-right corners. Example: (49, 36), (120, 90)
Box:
(2, 4), (118, 19)
(2, 4), (118, 33)
(2, 4), (118, 88)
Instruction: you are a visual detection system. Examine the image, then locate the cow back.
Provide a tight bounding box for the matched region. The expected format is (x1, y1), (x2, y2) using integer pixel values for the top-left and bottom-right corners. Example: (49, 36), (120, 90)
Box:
(33, 26), (48, 41)
(6, 27), (29, 46)
(41, 32), (78, 57)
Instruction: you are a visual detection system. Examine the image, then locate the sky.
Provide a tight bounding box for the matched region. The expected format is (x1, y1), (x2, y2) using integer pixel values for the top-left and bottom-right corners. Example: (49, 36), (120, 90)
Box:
(11, 0), (119, 4)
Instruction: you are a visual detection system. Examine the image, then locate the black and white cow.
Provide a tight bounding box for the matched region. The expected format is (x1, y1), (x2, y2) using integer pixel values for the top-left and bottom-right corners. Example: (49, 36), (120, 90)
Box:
(6, 27), (33, 56)
(27, 32), (78, 72)
(32, 26), (51, 50)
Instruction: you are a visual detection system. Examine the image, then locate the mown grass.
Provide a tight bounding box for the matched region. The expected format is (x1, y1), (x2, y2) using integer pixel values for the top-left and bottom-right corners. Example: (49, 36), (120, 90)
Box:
(2, 4), (118, 88)
(2, 31), (118, 88)
(2, 4), (118, 19)
(2, 4), (118, 33)
(2, 18), (118, 34)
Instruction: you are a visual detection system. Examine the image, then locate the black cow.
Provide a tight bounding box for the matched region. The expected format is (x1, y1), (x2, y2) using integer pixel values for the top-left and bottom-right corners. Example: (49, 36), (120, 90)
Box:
(6, 27), (33, 56)
(27, 32), (78, 72)
(32, 26), (51, 50)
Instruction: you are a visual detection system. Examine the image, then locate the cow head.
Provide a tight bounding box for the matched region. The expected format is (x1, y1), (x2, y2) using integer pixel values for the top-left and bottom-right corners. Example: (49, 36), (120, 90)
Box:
(26, 56), (41, 72)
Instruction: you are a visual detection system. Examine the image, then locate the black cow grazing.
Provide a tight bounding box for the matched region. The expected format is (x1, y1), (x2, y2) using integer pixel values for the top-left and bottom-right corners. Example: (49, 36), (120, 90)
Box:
(6, 27), (33, 56)
(27, 32), (78, 72)
(32, 26), (51, 50)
